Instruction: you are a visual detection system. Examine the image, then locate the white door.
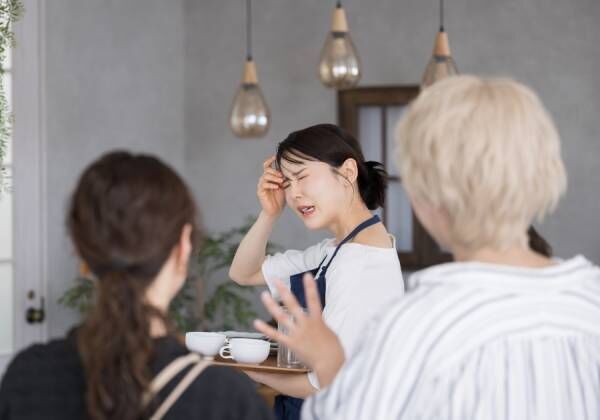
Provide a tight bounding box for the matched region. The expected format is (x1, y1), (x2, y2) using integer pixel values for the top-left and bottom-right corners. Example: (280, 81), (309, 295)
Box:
(0, 0), (47, 378)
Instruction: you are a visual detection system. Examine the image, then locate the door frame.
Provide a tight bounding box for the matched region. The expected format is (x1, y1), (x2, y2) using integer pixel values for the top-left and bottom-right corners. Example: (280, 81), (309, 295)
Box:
(0, 0), (48, 377)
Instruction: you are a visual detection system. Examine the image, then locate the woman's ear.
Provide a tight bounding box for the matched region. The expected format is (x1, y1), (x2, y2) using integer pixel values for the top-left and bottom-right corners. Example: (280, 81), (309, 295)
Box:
(176, 223), (193, 272)
(340, 158), (359, 184)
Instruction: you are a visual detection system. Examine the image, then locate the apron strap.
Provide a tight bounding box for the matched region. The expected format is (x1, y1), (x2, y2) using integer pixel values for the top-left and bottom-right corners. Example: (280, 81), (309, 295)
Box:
(290, 214), (382, 309)
(318, 214), (381, 278)
(289, 255), (326, 308)
(277, 216), (382, 420)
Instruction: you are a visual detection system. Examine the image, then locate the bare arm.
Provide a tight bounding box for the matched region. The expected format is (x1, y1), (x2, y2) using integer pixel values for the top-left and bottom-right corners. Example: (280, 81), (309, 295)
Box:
(245, 371), (316, 399)
(254, 275), (346, 388)
(229, 156), (286, 286)
(229, 211), (278, 285)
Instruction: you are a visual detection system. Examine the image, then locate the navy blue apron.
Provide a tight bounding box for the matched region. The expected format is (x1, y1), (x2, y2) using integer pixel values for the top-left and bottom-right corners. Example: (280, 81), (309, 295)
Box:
(274, 215), (381, 420)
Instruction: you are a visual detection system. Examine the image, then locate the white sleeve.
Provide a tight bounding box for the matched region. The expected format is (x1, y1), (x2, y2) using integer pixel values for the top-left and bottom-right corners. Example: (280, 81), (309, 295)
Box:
(261, 239), (331, 300)
(301, 256), (405, 403)
(307, 370), (320, 390)
(321, 257), (404, 356)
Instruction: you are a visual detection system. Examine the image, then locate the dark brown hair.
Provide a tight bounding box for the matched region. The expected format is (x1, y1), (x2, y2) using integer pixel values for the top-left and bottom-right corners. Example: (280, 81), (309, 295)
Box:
(67, 151), (198, 420)
(276, 123), (387, 210)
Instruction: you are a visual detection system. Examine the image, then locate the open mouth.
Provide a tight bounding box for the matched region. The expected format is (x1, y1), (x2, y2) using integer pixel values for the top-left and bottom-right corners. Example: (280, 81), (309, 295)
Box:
(298, 206), (316, 217)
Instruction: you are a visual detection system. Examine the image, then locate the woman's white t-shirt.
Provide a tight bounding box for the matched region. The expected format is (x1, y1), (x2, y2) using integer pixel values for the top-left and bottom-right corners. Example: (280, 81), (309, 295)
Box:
(261, 237), (405, 388)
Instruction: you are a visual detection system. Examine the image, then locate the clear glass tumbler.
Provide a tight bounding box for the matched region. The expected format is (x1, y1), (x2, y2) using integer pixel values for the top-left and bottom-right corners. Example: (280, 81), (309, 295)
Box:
(276, 307), (305, 368)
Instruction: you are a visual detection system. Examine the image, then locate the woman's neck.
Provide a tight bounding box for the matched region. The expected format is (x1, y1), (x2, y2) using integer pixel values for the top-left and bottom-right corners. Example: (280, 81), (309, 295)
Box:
(150, 316), (168, 338)
(329, 204), (374, 243)
(453, 244), (556, 268)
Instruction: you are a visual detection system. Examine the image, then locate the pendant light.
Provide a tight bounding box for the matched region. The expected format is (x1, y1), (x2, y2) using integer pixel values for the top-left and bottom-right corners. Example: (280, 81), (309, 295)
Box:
(230, 0), (270, 138)
(421, 0), (459, 88)
(318, 1), (361, 89)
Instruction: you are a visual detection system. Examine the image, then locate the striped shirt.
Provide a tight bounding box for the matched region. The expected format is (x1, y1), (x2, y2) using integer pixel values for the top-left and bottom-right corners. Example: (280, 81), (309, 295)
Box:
(302, 255), (600, 420)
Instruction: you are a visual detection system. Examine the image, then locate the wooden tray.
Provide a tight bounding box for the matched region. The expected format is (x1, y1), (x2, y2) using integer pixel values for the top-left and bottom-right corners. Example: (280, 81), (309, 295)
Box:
(212, 355), (309, 374)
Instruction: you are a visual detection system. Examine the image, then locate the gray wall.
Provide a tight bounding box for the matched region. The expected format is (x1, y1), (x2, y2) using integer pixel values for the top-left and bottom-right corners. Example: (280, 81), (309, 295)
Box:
(183, 0), (333, 250)
(42, 0), (600, 338)
(44, 0), (186, 337)
(183, 0), (600, 258)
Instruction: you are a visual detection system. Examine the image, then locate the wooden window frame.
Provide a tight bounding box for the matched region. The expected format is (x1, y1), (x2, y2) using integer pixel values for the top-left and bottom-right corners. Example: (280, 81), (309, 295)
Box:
(337, 86), (452, 271)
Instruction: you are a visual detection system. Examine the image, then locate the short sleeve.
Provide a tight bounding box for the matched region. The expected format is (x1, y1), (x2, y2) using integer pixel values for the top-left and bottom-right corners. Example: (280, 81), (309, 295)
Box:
(320, 253), (404, 357)
(261, 239), (332, 300)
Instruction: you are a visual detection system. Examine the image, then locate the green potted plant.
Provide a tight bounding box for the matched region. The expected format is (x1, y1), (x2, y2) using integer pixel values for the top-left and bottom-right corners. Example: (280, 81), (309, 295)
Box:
(59, 216), (280, 332)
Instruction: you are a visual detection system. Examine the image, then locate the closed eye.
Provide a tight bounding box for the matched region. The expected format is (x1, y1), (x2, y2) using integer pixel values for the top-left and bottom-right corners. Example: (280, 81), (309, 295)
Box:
(280, 171), (307, 190)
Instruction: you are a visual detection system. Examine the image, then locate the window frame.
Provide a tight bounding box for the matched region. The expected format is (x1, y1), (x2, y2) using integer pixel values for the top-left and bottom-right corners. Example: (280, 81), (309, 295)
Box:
(337, 86), (452, 271)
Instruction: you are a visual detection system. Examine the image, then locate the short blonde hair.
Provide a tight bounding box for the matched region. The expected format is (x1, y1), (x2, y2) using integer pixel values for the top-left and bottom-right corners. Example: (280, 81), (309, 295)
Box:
(395, 75), (567, 250)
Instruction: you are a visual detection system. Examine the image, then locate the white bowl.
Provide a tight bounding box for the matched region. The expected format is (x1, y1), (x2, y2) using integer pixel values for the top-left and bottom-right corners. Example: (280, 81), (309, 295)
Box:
(185, 332), (227, 358)
(225, 338), (270, 364)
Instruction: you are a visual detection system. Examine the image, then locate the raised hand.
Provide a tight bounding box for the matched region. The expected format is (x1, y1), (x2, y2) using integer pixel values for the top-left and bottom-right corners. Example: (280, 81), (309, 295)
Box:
(257, 156), (286, 217)
(254, 274), (345, 387)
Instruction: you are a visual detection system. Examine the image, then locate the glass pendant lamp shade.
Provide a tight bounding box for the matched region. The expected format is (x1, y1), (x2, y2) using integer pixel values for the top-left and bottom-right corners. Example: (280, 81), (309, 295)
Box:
(318, 3), (361, 89)
(421, 30), (458, 88)
(230, 59), (270, 138)
(230, 0), (270, 138)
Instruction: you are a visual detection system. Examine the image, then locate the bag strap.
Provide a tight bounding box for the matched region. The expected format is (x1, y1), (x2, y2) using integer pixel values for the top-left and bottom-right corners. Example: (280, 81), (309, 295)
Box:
(143, 353), (211, 420)
(149, 359), (211, 420)
(143, 353), (200, 406)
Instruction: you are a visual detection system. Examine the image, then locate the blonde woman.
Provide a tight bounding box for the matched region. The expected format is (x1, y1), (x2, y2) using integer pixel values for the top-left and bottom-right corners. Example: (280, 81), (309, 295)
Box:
(256, 76), (600, 420)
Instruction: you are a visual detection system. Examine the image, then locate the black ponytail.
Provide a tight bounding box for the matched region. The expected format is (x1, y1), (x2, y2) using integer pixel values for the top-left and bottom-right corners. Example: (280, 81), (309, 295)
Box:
(359, 161), (387, 210)
(527, 226), (553, 257)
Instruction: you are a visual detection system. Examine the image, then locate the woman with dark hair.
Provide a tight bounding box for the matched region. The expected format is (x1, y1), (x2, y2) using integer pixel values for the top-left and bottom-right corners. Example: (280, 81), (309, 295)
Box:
(0, 151), (272, 420)
(229, 124), (404, 418)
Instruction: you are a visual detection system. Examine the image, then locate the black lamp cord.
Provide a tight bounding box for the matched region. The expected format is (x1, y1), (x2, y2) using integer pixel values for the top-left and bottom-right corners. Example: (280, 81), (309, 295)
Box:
(246, 0), (252, 60)
(439, 0), (445, 31)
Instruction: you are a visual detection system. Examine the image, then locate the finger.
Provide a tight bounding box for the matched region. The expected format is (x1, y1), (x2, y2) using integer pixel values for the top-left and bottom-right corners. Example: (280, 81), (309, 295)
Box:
(303, 273), (323, 316)
(261, 174), (284, 186)
(260, 291), (295, 330)
(264, 168), (284, 179)
(274, 280), (307, 323)
(259, 182), (282, 191)
(258, 177), (282, 191)
(253, 319), (293, 348)
(263, 156), (276, 170)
